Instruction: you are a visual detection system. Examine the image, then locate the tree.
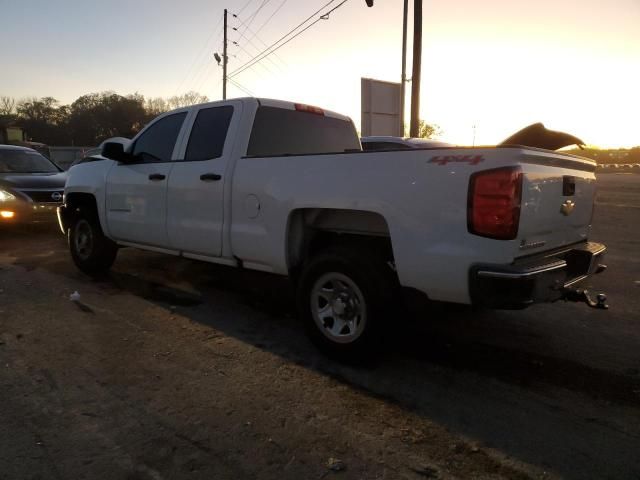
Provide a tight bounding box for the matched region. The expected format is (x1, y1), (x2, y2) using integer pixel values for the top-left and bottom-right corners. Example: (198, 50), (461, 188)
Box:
(15, 97), (70, 144)
(5, 90), (209, 146)
(416, 120), (442, 139)
(144, 97), (168, 118)
(17, 97), (60, 122)
(166, 91), (209, 110)
(0, 96), (16, 116)
(67, 92), (147, 145)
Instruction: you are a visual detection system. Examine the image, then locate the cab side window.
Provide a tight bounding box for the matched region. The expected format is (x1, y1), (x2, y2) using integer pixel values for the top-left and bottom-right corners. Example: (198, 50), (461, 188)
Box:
(185, 106), (234, 161)
(132, 112), (187, 163)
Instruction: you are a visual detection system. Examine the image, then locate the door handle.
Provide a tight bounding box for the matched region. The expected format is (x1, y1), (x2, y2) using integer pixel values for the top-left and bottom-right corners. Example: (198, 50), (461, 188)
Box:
(148, 173), (166, 181)
(200, 173), (222, 181)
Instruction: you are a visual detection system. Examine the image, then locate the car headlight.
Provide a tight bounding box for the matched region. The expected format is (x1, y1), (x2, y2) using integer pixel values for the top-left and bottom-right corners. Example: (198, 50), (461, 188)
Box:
(0, 190), (16, 202)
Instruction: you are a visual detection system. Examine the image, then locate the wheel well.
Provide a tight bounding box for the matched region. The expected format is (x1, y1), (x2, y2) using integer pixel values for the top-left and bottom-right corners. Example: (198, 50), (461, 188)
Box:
(287, 208), (394, 278)
(65, 192), (98, 215)
(60, 193), (98, 231)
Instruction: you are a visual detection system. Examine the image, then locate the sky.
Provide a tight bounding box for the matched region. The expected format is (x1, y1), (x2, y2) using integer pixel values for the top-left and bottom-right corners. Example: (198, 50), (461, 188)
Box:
(1, 0), (638, 148)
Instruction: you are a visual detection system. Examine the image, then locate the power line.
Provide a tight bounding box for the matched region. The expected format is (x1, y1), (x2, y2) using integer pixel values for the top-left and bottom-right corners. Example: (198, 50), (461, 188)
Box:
(194, 50), (239, 96)
(208, 78), (224, 99)
(227, 0), (337, 78)
(193, 48), (245, 99)
(239, 0), (272, 40)
(237, 0), (257, 16)
(193, 57), (220, 94)
(174, 14), (224, 95)
(318, 1), (351, 21)
(228, 77), (256, 96)
(182, 28), (225, 94)
(229, 0), (336, 77)
(232, 13), (288, 69)
(229, 0), (349, 79)
(229, 77), (255, 96)
(252, 0), (289, 40)
(190, 47), (222, 94)
(232, 41), (276, 76)
(231, 25), (285, 72)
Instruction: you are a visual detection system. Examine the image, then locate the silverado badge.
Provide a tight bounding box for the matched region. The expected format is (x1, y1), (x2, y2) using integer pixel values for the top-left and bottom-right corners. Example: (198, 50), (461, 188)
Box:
(561, 199), (575, 216)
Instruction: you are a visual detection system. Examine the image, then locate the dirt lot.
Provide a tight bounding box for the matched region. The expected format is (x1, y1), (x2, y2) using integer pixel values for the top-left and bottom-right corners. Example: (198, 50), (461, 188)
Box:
(1, 173), (639, 480)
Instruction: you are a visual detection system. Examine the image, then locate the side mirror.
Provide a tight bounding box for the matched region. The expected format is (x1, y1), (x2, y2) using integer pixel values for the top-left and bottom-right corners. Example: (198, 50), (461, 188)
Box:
(365, 0), (373, 6)
(102, 142), (133, 163)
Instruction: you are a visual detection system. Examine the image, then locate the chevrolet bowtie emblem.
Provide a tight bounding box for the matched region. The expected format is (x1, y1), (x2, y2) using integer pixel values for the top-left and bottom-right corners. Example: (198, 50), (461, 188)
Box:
(561, 199), (575, 216)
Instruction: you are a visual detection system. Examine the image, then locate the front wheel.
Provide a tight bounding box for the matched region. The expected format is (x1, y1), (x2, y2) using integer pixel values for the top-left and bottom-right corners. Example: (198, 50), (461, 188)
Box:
(68, 211), (118, 275)
(297, 247), (396, 359)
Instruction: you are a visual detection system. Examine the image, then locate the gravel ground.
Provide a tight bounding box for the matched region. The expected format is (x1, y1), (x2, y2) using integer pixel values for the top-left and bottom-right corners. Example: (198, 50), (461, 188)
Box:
(0, 173), (639, 480)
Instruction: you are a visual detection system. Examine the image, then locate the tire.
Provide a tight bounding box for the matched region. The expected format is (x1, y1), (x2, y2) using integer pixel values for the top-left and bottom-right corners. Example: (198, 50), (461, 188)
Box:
(297, 246), (397, 359)
(68, 208), (118, 275)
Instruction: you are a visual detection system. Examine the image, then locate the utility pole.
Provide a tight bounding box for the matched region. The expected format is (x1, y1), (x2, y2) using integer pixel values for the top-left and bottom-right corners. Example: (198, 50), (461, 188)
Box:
(400, 0), (408, 136)
(409, 0), (422, 137)
(223, 8), (228, 100)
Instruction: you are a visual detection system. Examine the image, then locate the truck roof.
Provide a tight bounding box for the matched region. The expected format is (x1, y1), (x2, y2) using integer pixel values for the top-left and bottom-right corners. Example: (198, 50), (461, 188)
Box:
(255, 98), (352, 122)
(170, 97), (352, 123)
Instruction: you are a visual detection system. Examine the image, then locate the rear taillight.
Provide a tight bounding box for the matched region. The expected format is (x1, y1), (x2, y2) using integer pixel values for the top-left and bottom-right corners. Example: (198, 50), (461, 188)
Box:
(468, 167), (523, 240)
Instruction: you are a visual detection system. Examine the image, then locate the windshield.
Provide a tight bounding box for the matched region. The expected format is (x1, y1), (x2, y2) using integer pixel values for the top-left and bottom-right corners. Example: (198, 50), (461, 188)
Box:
(0, 149), (59, 173)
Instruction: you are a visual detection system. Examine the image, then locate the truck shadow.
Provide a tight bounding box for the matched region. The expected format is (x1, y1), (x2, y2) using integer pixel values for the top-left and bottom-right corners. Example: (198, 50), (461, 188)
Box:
(6, 229), (640, 480)
(98, 249), (640, 480)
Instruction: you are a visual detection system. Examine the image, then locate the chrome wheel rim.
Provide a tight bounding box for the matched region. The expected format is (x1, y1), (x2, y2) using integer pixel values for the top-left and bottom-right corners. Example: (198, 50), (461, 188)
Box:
(310, 272), (367, 344)
(74, 219), (94, 261)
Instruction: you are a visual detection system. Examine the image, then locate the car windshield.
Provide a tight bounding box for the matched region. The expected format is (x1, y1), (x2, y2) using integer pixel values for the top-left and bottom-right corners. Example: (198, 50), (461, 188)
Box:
(0, 149), (59, 173)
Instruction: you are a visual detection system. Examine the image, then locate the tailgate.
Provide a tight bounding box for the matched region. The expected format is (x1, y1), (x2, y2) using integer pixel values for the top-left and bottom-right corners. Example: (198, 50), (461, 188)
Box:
(517, 149), (596, 254)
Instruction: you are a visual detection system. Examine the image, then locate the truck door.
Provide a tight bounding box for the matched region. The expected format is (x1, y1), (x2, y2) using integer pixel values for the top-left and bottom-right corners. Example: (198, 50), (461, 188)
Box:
(105, 111), (187, 247)
(166, 103), (238, 256)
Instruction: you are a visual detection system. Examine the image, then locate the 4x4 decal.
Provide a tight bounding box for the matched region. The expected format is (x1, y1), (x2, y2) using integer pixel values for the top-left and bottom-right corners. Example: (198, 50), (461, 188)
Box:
(429, 155), (485, 166)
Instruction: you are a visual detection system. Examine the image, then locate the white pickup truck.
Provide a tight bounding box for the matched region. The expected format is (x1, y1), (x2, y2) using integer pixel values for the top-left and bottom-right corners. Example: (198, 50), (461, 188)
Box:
(59, 97), (607, 356)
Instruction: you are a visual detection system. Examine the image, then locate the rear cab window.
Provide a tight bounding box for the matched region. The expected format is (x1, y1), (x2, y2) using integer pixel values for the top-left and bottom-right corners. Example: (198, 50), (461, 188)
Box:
(247, 106), (361, 157)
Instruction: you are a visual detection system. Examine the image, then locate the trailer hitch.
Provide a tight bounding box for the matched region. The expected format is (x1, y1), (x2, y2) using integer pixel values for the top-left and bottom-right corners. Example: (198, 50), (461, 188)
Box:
(561, 288), (608, 309)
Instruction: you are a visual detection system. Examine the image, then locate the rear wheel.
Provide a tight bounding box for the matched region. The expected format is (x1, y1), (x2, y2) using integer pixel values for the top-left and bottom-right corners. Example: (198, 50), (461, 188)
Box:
(297, 247), (396, 359)
(69, 209), (117, 275)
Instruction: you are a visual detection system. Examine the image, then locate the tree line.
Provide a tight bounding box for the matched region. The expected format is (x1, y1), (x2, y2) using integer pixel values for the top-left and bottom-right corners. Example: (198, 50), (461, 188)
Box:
(564, 147), (640, 165)
(0, 91), (208, 146)
(3, 92), (634, 157)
